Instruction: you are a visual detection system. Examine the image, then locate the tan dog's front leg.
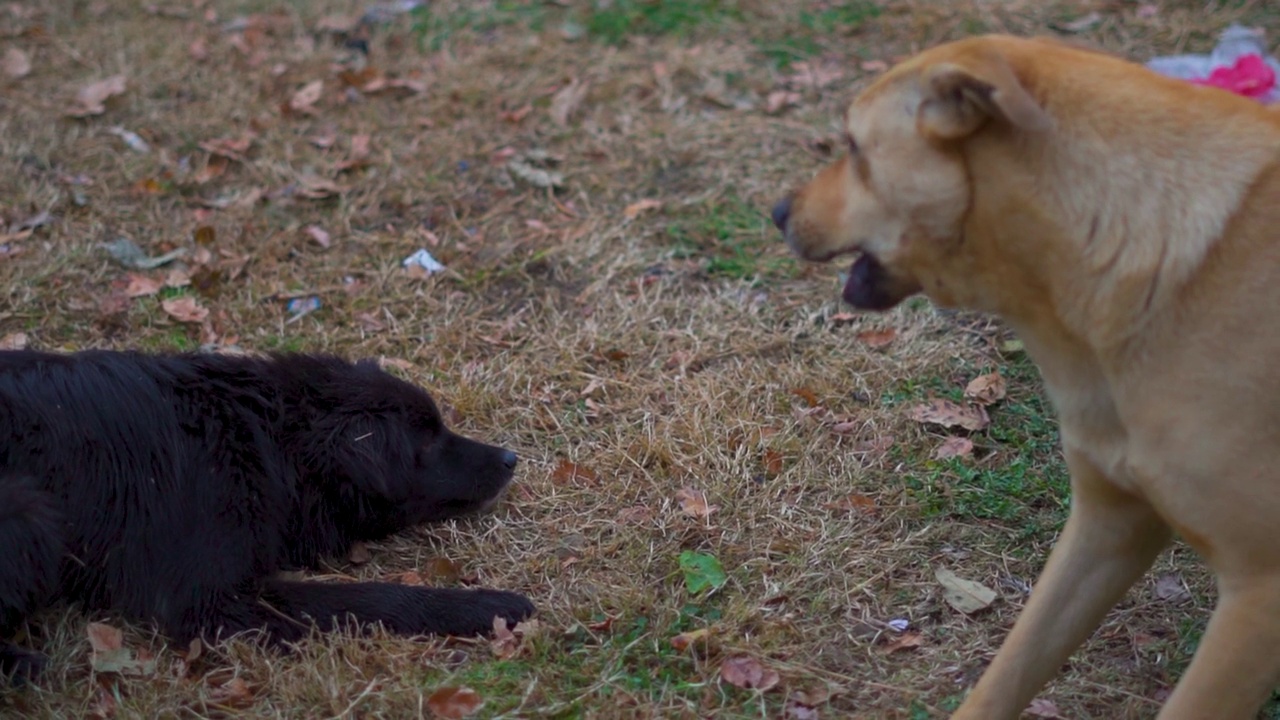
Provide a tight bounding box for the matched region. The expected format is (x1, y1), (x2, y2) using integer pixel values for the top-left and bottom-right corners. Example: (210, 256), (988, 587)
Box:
(952, 453), (1171, 720)
(1155, 575), (1280, 720)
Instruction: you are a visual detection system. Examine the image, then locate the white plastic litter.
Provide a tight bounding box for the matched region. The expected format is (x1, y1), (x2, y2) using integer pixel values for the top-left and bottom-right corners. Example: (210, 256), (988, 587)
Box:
(402, 247), (446, 273)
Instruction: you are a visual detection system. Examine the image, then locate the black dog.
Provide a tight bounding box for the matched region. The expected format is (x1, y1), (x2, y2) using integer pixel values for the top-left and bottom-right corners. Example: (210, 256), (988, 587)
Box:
(0, 349), (535, 682)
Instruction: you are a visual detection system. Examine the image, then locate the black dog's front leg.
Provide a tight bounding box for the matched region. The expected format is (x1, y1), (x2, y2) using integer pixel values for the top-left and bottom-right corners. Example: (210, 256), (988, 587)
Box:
(259, 580), (535, 638)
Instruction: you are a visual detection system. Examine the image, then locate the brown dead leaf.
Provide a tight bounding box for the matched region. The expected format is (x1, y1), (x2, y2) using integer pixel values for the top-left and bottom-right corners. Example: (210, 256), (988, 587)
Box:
(86, 622), (123, 654)
(188, 37), (209, 62)
(856, 328), (896, 348)
(936, 567), (998, 614)
(550, 77), (589, 127)
(207, 676), (254, 709)
(1026, 698), (1065, 718)
(763, 449), (784, 476)
(199, 133), (255, 161)
(964, 373), (1007, 406)
(719, 655), (780, 692)
(88, 687), (117, 719)
(789, 386), (819, 406)
(67, 74), (127, 117)
(675, 487), (717, 519)
(933, 436), (974, 460)
(860, 59), (889, 73)
(784, 694), (822, 720)
(302, 225), (331, 248)
(422, 556), (461, 583)
(489, 616), (519, 659)
(162, 296), (209, 323)
(288, 79), (323, 114)
(878, 630), (923, 654)
(551, 459), (599, 485)
(165, 268), (191, 288)
(785, 60), (844, 90)
(426, 686), (485, 719)
(824, 493), (877, 514)
(86, 622), (154, 676)
(124, 272), (164, 297)
(361, 73), (427, 96)
(296, 173), (346, 199)
(670, 627), (712, 652)
(336, 133), (372, 172)
(623, 198), (662, 219)
(909, 399), (989, 432)
(764, 90), (801, 115)
(192, 154), (229, 184)
(0, 332), (29, 350)
(3, 48), (31, 79)
(1154, 573), (1191, 604)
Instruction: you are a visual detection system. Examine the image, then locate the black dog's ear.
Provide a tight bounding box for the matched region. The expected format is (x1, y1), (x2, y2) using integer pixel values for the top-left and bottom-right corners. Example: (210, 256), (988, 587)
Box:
(354, 358), (383, 373)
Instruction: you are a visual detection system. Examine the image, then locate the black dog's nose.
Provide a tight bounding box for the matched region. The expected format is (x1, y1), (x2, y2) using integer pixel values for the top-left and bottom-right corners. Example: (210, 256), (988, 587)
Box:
(771, 196), (792, 231)
(501, 450), (518, 470)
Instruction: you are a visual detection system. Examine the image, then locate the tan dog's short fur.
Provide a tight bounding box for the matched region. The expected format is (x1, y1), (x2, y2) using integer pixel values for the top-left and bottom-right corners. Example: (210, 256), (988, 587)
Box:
(773, 35), (1280, 719)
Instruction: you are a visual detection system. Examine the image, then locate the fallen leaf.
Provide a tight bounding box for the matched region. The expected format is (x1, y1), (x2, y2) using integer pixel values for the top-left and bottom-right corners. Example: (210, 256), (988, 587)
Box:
(784, 693), (822, 720)
(551, 459), (599, 485)
(426, 686), (485, 719)
(1054, 11), (1102, 33)
(302, 225), (331, 248)
(165, 268), (191, 288)
(908, 399), (989, 432)
(785, 61), (844, 90)
(124, 272), (164, 297)
(878, 630), (923, 654)
(3, 48), (31, 79)
(856, 328), (896, 348)
(675, 487), (717, 519)
(162, 296), (209, 323)
(679, 550), (727, 594)
(0, 332), (28, 350)
(824, 493), (877, 514)
(1136, 3), (1158, 19)
(423, 556), (461, 583)
(296, 173), (346, 199)
(199, 133), (255, 161)
(86, 622), (155, 676)
(336, 133), (372, 172)
(719, 655), (780, 692)
(489, 615), (520, 659)
(1026, 698), (1065, 718)
(193, 154), (230, 184)
(933, 436), (974, 460)
(763, 449), (784, 476)
(860, 59), (889, 73)
(1154, 573), (1191, 604)
(500, 103), (534, 123)
(623, 198), (662, 219)
(550, 78), (589, 126)
(88, 687), (117, 719)
(670, 627), (711, 652)
(964, 373), (1007, 406)
(288, 79), (323, 114)
(764, 90), (801, 115)
(188, 37), (209, 61)
(207, 676), (254, 708)
(67, 74), (127, 117)
(935, 567), (997, 614)
(790, 386), (819, 406)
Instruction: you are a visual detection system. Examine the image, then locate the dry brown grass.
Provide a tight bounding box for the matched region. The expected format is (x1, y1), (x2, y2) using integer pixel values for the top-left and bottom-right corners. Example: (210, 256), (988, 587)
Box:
(1, 1), (1276, 718)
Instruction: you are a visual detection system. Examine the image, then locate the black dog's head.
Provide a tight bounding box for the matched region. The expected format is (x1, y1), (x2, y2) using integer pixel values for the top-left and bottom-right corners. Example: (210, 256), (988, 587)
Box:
(286, 357), (517, 538)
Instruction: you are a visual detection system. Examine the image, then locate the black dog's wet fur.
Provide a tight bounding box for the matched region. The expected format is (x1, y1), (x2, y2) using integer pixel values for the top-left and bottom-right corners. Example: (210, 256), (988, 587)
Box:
(0, 349), (534, 683)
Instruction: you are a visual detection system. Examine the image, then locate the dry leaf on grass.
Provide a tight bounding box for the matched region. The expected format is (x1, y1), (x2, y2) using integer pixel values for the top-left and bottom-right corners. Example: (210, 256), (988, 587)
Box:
(909, 399), (989, 432)
(86, 622), (154, 676)
(199, 133), (255, 161)
(623, 198), (662, 219)
(489, 617), (537, 659)
(764, 90), (801, 115)
(878, 630), (923, 654)
(719, 655), (780, 691)
(933, 436), (974, 460)
(207, 676), (254, 708)
(551, 459), (599, 485)
(936, 567), (997, 614)
(3, 48), (31, 79)
(296, 173), (347, 199)
(0, 332), (29, 350)
(550, 77), (589, 126)
(856, 328), (896, 348)
(1154, 573), (1191, 604)
(288, 79), (323, 114)
(302, 225), (331, 248)
(124, 273), (164, 298)
(426, 686), (484, 719)
(335, 133), (372, 172)
(67, 74), (127, 117)
(964, 373), (1007, 406)
(162, 296), (209, 323)
(670, 627), (712, 652)
(1026, 698), (1065, 718)
(675, 487), (717, 519)
(824, 493), (877, 514)
(348, 541), (371, 564)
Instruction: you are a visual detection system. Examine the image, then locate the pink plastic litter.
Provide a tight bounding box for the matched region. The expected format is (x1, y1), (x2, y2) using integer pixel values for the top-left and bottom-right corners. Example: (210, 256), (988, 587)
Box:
(1189, 53), (1276, 99)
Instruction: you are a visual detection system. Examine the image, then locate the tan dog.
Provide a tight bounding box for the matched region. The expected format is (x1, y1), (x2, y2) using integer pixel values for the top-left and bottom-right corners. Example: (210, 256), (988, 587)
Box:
(773, 34), (1280, 719)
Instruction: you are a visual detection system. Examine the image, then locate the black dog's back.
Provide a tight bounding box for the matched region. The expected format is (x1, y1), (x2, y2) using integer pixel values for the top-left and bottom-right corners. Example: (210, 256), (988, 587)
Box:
(0, 349), (533, 683)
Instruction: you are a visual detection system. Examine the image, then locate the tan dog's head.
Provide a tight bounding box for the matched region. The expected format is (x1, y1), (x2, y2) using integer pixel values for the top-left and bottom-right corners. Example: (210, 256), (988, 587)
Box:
(772, 36), (1053, 311)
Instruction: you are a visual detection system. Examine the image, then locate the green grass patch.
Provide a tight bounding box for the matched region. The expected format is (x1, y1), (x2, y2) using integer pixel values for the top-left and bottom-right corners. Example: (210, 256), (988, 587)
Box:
(583, 0), (741, 45)
(664, 195), (795, 283)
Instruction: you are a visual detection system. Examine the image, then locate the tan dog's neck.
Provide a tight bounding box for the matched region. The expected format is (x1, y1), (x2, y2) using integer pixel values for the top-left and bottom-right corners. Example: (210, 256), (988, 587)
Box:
(957, 42), (1280, 356)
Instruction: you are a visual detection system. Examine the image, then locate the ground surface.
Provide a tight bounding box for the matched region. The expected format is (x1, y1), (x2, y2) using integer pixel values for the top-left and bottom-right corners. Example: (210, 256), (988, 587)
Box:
(1, 1), (1277, 718)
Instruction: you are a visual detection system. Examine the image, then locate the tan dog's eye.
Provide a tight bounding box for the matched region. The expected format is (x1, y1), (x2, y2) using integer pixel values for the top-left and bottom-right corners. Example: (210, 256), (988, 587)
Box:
(846, 135), (860, 156)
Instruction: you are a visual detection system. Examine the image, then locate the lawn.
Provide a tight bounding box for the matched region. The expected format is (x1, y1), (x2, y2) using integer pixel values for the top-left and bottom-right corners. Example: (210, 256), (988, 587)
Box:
(1, 1), (1275, 718)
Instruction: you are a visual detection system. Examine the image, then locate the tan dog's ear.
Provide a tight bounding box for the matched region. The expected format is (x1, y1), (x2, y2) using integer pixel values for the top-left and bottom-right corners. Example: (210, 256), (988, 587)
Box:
(917, 55), (1051, 140)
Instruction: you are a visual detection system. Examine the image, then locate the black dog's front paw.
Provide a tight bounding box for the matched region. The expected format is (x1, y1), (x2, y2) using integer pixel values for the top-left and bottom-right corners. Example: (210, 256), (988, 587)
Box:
(0, 643), (48, 686)
(471, 589), (536, 633)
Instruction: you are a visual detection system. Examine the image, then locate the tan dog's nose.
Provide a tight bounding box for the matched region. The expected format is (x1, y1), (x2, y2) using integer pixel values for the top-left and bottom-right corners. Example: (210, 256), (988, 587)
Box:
(771, 196), (792, 232)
